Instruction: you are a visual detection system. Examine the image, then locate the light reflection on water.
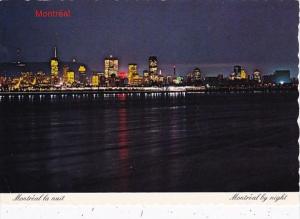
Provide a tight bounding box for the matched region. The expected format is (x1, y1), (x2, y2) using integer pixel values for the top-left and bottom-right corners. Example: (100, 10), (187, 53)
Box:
(0, 92), (298, 192)
(0, 92), (187, 102)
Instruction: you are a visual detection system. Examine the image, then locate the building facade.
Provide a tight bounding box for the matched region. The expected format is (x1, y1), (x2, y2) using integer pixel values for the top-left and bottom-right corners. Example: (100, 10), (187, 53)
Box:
(50, 47), (59, 85)
(253, 69), (262, 83)
(149, 56), (158, 76)
(104, 55), (119, 78)
(78, 65), (87, 86)
(128, 63), (138, 84)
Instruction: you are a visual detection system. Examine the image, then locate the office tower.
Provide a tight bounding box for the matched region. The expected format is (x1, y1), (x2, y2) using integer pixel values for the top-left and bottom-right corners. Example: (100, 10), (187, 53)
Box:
(104, 55), (119, 78)
(149, 56), (158, 75)
(193, 67), (201, 81)
(128, 63), (138, 84)
(50, 47), (59, 84)
(66, 71), (75, 85)
(253, 69), (262, 82)
(62, 65), (69, 84)
(78, 65), (87, 86)
(240, 69), (247, 79)
(234, 65), (241, 78)
(91, 73), (99, 87)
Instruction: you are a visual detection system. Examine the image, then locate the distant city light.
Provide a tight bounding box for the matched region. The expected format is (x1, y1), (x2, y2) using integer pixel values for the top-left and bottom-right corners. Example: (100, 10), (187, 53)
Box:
(0, 46), (297, 92)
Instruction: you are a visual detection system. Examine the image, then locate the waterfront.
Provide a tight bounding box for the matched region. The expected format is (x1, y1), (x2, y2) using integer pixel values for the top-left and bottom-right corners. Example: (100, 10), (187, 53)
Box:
(0, 92), (298, 192)
(0, 84), (297, 97)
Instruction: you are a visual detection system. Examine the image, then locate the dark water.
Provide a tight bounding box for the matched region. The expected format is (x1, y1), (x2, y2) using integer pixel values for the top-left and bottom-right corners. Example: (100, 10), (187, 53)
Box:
(0, 92), (298, 192)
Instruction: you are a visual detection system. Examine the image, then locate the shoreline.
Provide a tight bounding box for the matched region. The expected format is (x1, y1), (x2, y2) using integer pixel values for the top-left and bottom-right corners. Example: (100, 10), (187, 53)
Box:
(0, 88), (297, 96)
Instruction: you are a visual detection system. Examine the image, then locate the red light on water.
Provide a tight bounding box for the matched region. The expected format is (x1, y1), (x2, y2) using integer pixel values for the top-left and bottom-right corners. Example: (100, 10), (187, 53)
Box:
(117, 93), (127, 101)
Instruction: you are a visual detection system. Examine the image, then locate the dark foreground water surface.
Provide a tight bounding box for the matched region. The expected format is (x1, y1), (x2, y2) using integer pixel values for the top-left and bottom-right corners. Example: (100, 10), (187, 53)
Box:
(0, 92), (298, 192)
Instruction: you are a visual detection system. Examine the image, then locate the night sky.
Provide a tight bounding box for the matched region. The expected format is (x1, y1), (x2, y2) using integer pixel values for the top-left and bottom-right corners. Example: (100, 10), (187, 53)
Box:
(0, 0), (298, 76)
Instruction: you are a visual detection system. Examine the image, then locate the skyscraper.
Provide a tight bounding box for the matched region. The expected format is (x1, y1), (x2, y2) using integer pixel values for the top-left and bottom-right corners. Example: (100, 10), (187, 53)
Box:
(193, 67), (201, 81)
(78, 65), (87, 86)
(234, 65), (241, 79)
(50, 47), (59, 84)
(91, 73), (99, 87)
(66, 71), (75, 85)
(128, 63), (138, 84)
(104, 55), (119, 78)
(148, 56), (158, 76)
(240, 69), (247, 79)
(62, 65), (69, 84)
(253, 69), (262, 83)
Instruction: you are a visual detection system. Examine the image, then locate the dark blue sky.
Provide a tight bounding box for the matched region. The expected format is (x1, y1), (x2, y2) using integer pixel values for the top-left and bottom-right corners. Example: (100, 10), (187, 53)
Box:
(0, 0), (298, 76)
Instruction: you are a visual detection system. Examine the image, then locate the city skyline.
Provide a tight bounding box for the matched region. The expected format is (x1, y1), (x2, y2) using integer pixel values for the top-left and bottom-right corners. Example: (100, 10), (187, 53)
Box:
(0, 45), (296, 78)
(0, 44), (295, 90)
(0, 0), (298, 77)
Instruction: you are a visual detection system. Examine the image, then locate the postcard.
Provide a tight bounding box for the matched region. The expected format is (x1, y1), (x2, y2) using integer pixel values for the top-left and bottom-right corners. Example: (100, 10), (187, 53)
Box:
(0, 0), (299, 218)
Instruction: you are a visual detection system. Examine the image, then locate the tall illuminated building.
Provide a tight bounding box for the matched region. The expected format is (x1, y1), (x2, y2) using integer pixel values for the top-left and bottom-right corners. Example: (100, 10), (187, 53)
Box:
(149, 56), (158, 76)
(128, 63), (138, 84)
(253, 69), (262, 83)
(66, 71), (75, 85)
(104, 55), (119, 78)
(240, 69), (247, 79)
(234, 65), (241, 79)
(78, 65), (87, 85)
(62, 65), (69, 84)
(91, 73), (100, 87)
(50, 47), (59, 84)
(193, 67), (201, 81)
